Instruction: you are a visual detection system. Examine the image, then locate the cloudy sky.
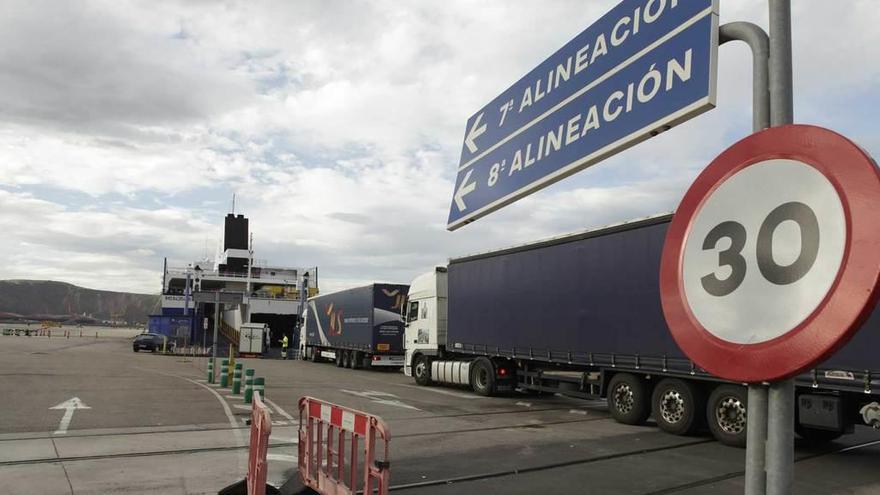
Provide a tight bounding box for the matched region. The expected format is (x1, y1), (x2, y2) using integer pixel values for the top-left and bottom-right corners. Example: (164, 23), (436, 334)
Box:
(0, 0), (877, 295)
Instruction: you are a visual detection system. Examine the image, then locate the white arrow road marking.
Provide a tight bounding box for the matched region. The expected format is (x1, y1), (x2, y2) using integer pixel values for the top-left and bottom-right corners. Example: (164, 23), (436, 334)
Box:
(464, 112), (487, 153)
(50, 397), (90, 435)
(453, 169), (477, 212)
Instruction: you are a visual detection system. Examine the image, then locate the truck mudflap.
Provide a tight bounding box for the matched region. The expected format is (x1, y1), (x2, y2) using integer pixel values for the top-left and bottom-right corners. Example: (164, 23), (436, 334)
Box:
(370, 355), (405, 367)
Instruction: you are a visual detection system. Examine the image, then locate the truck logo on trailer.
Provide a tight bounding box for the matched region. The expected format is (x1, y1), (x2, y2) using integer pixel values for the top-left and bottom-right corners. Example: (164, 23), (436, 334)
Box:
(326, 303), (343, 336)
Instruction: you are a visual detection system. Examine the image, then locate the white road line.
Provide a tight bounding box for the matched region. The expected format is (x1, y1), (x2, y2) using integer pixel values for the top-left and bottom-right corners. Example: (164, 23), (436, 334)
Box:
(267, 453), (298, 463)
(569, 409), (588, 415)
(515, 401), (533, 407)
(394, 383), (486, 399)
(340, 390), (421, 411)
(264, 398), (296, 422)
(234, 404), (252, 411)
(270, 435), (298, 444)
(224, 395), (243, 400)
(183, 378), (242, 431)
(838, 439), (880, 453)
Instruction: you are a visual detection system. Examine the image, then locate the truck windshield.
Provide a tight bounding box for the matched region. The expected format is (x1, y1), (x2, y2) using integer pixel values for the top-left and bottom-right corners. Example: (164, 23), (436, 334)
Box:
(407, 301), (419, 323)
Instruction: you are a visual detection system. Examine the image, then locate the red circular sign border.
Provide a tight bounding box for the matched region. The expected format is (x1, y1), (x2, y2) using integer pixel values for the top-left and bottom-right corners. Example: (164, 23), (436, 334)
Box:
(660, 124), (880, 383)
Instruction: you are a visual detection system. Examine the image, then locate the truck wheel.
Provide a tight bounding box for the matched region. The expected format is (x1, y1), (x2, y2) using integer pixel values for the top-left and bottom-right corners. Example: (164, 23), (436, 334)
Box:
(652, 378), (704, 436)
(707, 385), (748, 447)
(335, 352), (344, 367)
(607, 373), (650, 425)
(413, 354), (433, 386)
(345, 351), (355, 369)
(351, 352), (362, 370)
(310, 347), (320, 362)
(470, 358), (496, 397)
(795, 424), (842, 444)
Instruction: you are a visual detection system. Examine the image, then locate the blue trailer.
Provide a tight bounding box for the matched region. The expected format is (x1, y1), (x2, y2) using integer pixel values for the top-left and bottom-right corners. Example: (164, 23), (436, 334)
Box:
(301, 283), (409, 369)
(403, 214), (880, 446)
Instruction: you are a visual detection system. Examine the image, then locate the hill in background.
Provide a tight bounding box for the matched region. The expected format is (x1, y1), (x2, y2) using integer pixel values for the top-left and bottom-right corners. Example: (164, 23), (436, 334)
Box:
(0, 280), (160, 324)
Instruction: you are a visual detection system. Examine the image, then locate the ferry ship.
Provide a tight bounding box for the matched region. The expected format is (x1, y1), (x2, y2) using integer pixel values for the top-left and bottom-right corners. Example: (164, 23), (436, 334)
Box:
(149, 212), (317, 355)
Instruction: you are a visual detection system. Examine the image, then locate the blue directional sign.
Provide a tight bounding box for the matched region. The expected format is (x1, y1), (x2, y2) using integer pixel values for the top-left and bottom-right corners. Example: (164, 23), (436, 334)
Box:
(448, 0), (718, 230)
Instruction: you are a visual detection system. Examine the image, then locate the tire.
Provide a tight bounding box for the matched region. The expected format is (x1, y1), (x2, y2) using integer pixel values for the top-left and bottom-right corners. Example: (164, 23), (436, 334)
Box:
(351, 352), (362, 370)
(310, 347), (320, 362)
(652, 378), (704, 436)
(607, 373), (650, 425)
(707, 385), (748, 447)
(470, 358), (496, 397)
(795, 424), (843, 444)
(343, 351), (353, 369)
(335, 351), (344, 367)
(133, 347), (138, 353)
(413, 354), (432, 386)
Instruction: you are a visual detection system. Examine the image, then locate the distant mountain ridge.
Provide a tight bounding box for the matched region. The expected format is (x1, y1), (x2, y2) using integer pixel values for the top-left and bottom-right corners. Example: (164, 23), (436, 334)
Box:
(0, 280), (160, 324)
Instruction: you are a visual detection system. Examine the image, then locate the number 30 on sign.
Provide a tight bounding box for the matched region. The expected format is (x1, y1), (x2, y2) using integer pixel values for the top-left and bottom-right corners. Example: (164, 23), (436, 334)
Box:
(660, 125), (880, 383)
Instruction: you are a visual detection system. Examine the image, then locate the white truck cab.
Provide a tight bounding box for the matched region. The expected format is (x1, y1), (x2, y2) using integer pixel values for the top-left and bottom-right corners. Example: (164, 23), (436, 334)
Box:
(403, 267), (447, 377)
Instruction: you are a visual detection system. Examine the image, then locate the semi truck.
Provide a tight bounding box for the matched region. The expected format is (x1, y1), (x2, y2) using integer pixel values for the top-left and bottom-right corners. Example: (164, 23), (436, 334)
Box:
(403, 214), (880, 446)
(301, 283), (409, 369)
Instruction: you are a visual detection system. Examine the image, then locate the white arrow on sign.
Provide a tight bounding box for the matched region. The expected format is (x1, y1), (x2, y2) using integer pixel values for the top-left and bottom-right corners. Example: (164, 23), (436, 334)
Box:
(453, 169), (477, 212)
(464, 112), (487, 153)
(50, 397), (90, 435)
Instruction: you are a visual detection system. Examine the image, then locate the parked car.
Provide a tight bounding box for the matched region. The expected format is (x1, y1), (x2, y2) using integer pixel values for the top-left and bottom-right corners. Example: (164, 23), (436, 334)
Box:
(133, 333), (165, 353)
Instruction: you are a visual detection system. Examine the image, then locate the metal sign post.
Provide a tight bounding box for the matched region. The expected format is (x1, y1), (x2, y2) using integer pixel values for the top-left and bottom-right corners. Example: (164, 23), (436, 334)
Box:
(212, 291), (220, 369)
(765, 1), (794, 493)
(717, 20), (771, 495)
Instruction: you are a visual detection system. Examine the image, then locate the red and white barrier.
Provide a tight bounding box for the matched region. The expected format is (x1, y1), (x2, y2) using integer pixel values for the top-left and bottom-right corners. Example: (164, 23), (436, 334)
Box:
(247, 392), (273, 495)
(298, 396), (391, 495)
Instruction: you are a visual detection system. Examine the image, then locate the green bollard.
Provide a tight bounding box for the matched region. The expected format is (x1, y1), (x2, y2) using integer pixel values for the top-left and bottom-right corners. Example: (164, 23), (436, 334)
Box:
(220, 359), (230, 388)
(207, 358), (215, 384)
(232, 363), (243, 395)
(253, 377), (265, 401)
(244, 372), (255, 404)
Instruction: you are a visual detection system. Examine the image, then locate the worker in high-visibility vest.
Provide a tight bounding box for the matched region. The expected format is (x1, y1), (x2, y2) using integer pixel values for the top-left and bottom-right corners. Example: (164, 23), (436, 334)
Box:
(281, 334), (289, 360)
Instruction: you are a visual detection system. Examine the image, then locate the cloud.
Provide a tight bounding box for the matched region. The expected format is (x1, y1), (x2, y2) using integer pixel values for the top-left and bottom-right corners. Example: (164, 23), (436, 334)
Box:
(0, 0), (877, 294)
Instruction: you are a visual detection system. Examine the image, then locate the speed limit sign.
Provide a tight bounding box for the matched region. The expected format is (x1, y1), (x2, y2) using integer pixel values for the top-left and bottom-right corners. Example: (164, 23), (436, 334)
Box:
(660, 125), (880, 383)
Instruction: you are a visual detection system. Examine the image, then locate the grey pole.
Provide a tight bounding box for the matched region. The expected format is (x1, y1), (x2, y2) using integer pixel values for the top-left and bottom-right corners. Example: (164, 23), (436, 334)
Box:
(746, 385), (769, 495)
(766, 1), (795, 494)
(212, 292), (220, 375)
(719, 23), (770, 131)
(769, 0), (794, 127)
(718, 22), (770, 495)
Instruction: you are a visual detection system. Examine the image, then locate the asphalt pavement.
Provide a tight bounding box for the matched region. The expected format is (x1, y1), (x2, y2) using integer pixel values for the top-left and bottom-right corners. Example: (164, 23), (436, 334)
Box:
(1, 329), (879, 494)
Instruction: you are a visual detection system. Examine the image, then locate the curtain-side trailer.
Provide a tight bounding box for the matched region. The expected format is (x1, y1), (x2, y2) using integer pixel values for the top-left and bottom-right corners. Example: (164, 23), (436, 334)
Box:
(301, 283), (409, 369)
(403, 214), (880, 446)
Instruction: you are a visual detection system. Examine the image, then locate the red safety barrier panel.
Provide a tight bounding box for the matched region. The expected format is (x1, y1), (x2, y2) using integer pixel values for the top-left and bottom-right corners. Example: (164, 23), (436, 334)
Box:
(298, 396), (391, 495)
(247, 392), (273, 495)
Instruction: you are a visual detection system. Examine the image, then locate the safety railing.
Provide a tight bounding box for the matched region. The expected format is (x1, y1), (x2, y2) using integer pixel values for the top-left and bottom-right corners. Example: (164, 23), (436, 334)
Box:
(247, 392), (272, 495)
(298, 396), (391, 495)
